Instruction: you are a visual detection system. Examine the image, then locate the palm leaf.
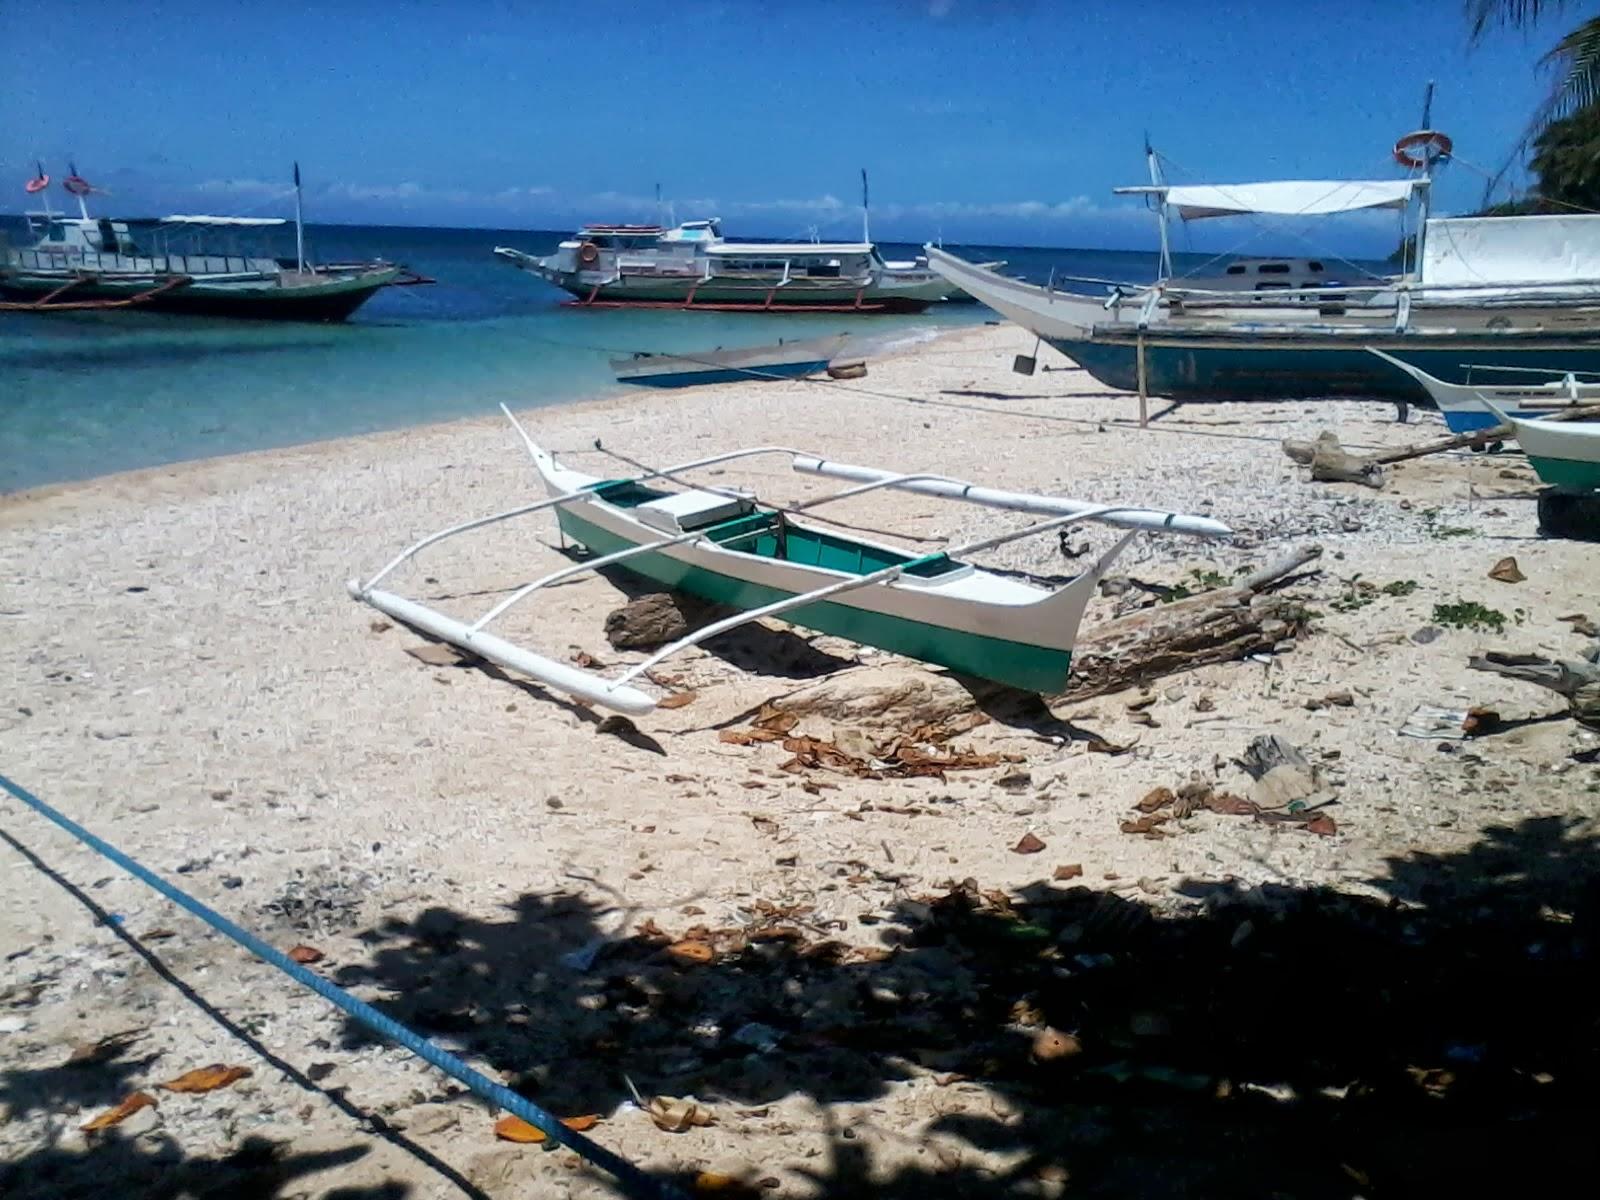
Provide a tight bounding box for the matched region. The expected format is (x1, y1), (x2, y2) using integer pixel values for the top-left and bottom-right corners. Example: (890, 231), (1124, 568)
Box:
(1467, 0), (1577, 40)
(1539, 15), (1600, 122)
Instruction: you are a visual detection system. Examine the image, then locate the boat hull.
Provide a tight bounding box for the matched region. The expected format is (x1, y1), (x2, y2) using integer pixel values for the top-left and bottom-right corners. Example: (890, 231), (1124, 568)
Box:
(554, 503), (1075, 692)
(616, 358), (835, 388)
(1049, 334), (1600, 403)
(0, 268), (399, 322)
(1509, 416), (1600, 489)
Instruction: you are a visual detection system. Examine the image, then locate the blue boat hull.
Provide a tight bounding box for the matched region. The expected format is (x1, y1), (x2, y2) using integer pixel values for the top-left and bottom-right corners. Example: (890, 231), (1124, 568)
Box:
(617, 358), (831, 389)
(1049, 335), (1600, 403)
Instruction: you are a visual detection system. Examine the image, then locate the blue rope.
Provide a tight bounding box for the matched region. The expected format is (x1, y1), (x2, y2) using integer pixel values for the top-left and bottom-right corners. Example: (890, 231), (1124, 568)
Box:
(0, 771), (685, 1200)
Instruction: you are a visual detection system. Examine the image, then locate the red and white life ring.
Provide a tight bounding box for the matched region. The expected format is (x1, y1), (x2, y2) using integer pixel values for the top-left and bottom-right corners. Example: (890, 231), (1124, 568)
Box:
(63, 174), (93, 196)
(578, 241), (601, 266)
(1393, 130), (1453, 169)
(25, 174), (50, 194)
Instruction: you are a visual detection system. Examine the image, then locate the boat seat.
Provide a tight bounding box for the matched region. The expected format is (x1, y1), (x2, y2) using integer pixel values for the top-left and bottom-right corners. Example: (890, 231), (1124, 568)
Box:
(633, 488), (755, 535)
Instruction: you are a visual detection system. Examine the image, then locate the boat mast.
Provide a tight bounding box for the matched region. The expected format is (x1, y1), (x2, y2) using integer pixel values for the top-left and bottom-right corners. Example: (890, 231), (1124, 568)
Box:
(293, 161), (306, 273)
(1145, 134), (1172, 279)
(1412, 80), (1438, 280)
(68, 160), (89, 220)
(36, 160), (54, 220)
(861, 168), (870, 244)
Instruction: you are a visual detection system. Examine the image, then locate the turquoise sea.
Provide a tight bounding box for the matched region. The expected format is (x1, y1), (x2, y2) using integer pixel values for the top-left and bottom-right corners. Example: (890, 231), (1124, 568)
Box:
(0, 223), (1181, 494)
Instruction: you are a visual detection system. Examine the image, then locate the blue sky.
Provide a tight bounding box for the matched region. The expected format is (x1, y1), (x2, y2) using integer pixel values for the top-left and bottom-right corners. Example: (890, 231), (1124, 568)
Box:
(0, 0), (1570, 252)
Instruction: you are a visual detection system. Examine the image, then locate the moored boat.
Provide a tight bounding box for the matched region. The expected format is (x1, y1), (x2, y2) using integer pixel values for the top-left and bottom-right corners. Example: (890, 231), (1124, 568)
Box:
(348, 410), (1230, 713)
(0, 164), (427, 322)
(609, 334), (852, 387)
(1480, 401), (1600, 489)
(494, 218), (948, 312)
(926, 130), (1600, 401)
(1367, 349), (1600, 433)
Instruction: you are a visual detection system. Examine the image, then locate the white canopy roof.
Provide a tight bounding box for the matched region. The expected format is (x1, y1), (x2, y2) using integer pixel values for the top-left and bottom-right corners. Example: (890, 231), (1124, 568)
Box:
(160, 215), (288, 226)
(706, 242), (871, 256)
(1119, 180), (1419, 221)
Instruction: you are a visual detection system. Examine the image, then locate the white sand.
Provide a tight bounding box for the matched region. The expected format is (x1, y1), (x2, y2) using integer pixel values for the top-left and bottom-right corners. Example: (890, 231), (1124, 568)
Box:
(2, 323), (1597, 1195)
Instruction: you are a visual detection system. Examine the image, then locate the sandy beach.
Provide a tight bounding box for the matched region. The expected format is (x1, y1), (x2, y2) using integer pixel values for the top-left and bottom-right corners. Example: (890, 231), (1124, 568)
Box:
(3, 322), (1598, 1197)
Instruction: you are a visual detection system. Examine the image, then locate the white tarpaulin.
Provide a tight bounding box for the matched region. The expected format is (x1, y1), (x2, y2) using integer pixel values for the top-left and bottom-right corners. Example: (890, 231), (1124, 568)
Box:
(160, 215), (288, 226)
(1421, 214), (1600, 286)
(1159, 180), (1417, 221)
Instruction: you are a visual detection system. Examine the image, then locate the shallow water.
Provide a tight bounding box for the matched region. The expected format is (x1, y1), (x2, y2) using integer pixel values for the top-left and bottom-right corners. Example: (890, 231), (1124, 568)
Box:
(0, 222), (1190, 493)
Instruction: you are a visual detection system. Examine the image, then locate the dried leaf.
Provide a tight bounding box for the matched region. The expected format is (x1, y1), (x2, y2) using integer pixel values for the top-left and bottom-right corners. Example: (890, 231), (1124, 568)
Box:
(1303, 813), (1338, 837)
(1204, 792), (1259, 816)
(80, 1091), (157, 1132)
(570, 648), (607, 669)
(1052, 863), (1084, 881)
(648, 1094), (716, 1132)
(658, 691), (698, 710)
(1135, 787), (1175, 813)
(693, 1172), (759, 1196)
(157, 1064), (252, 1094)
(1487, 556), (1526, 584)
(1120, 814), (1170, 838)
(667, 940), (715, 965)
(287, 944), (325, 964)
(494, 1113), (601, 1143)
(1012, 833), (1046, 855)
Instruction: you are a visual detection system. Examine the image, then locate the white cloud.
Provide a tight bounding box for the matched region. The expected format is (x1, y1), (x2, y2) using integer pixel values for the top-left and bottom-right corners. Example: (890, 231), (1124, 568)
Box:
(194, 177), (290, 198)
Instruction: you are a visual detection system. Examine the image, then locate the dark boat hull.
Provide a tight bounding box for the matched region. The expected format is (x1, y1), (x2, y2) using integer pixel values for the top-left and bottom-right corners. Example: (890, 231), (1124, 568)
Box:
(0, 269), (396, 323)
(1049, 332), (1600, 401)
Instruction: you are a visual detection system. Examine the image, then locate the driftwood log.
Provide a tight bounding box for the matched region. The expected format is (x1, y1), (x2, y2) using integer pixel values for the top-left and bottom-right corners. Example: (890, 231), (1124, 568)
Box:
(1060, 545), (1322, 701)
(1284, 400), (1600, 489)
(1468, 649), (1600, 728)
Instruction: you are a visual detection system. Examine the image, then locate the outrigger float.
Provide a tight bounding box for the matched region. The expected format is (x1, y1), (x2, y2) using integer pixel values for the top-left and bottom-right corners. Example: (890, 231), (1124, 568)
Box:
(348, 409), (1231, 714)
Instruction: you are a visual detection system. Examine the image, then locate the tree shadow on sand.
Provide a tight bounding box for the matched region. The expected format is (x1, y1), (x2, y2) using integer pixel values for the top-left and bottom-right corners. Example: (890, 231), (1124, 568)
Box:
(0, 1132), (407, 1200)
(328, 807), (1600, 1195)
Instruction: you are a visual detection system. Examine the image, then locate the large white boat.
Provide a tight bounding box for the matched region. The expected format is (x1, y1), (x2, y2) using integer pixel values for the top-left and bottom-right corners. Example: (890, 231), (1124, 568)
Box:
(494, 218), (952, 312)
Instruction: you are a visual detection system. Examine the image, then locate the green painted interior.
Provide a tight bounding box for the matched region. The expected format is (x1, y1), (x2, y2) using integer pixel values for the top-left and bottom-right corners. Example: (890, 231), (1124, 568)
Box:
(557, 504), (1071, 692)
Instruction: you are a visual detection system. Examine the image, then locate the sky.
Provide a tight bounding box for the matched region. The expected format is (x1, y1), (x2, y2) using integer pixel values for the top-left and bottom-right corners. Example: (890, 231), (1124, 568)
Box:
(0, 0), (1573, 253)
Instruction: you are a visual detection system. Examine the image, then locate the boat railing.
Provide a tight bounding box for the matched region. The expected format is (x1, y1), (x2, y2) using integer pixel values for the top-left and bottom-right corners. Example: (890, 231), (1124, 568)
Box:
(6, 247), (278, 278)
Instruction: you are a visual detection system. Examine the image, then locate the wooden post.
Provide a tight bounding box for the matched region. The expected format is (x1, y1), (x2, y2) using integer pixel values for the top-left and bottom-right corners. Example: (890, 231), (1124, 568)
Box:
(1136, 332), (1150, 429)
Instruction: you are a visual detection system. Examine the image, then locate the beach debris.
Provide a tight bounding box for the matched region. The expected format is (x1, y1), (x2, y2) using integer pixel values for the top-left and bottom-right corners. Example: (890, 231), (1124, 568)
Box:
(1031, 1027), (1083, 1063)
(1433, 600), (1513, 634)
(1053, 864), (1084, 881)
(604, 592), (730, 650)
(657, 690), (698, 709)
(1469, 650), (1600, 728)
(1398, 704), (1504, 740)
(493, 1113), (600, 1144)
(368, 619), (392, 633)
(264, 866), (372, 935)
(1488, 556), (1526, 584)
(287, 943), (325, 964)
(80, 1091), (158, 1133)
(765, 667), (987, 732)
(157, 1064), (253, 1093)
(570, 647), (608, 669)
(667, 939), (716, 965)
(1236, 735), (1321, 808)
(827, 359), (868, 380)
(63, 1029), (145, 1067)
(1012, 833), (1047, 855)
(1282, 431), (1387, 488)
(1063, 547), (1321, 701)
(646, 1094), (717, 1132)
(720, 702), (1013, 779)
(1559, 613), (1600, 638)
(1305, 688), (1355, 710)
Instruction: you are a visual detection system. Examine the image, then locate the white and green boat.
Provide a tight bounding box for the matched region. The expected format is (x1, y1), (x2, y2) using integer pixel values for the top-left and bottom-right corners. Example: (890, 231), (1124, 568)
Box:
(1482, 400), (1600, 490)
(349, 411), (1230, 714)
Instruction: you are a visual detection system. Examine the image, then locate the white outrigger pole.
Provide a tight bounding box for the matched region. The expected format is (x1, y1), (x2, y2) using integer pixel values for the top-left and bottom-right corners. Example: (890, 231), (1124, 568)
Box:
(348, 408), (1231, 714)
(293, 161), (306, 275)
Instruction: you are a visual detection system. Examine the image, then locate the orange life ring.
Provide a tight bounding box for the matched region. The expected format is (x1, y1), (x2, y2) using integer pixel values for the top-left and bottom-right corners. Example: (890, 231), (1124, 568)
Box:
(578, 241), (600, 266)
(1393, 129), (1453, 169)
(25, 174), (49, 194)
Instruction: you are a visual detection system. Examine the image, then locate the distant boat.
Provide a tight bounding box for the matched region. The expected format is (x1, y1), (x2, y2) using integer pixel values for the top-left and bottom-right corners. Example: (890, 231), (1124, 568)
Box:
(494, 218), (949, 312)
(610, 334), (853, 388)
(927, 129), (1600, 401)
(0, 164), (427, 321)
(1368, 349), (1600, 433)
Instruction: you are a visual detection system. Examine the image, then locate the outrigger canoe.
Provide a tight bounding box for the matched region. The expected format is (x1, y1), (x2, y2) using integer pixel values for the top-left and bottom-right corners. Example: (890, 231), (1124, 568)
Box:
(1369, 349), (1600, 434)
(348, 410), (1230, 714)
(609, 334), (851, 388)
(1479, 399), (1600, 490)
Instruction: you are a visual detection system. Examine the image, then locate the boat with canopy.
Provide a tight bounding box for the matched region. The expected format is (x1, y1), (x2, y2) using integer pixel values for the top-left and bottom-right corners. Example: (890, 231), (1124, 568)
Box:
(0, 163), (429, 320)
(926, 124), (1600, 402)
(348, 408), (1230, 714)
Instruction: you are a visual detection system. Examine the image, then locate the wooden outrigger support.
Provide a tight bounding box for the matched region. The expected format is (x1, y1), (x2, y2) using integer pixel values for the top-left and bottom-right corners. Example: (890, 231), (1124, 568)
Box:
(348, 408), (1232, 714)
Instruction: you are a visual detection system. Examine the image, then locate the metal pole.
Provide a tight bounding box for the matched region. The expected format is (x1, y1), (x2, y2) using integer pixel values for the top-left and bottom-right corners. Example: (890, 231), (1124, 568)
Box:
(293, 162), (306, 274)
(861, 168), (870, 245)
(1145, 136), (1171, 280)
(1136, 331), (1150, 428)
